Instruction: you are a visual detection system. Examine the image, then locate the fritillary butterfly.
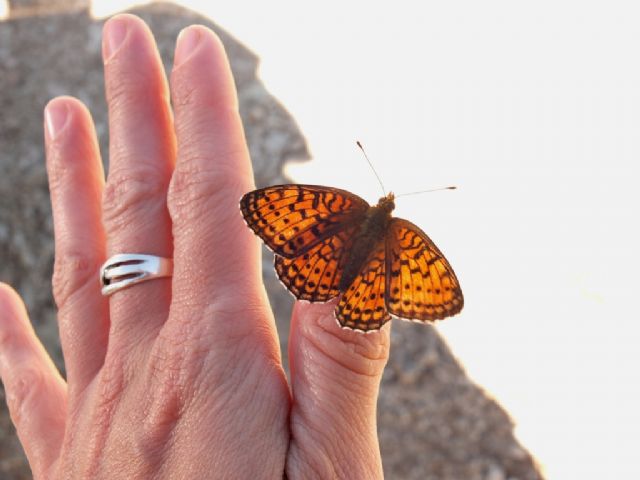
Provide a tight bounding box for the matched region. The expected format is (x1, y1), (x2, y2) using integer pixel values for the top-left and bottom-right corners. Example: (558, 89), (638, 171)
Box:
(240, 184), (463, 332)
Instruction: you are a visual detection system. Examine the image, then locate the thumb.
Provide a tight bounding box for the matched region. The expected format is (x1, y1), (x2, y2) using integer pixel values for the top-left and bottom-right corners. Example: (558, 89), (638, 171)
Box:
(286, 300), (390, 479)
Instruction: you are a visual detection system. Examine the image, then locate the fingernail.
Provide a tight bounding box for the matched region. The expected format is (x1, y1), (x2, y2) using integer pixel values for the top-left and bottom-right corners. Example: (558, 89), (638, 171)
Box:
(103, 16), (128, 60)
(45, 101), (69, 140)
(174, 27), (202, 66)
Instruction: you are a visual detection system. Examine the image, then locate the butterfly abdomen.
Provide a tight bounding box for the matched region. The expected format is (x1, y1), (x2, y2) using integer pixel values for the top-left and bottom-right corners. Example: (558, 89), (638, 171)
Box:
(338, 196), (395, 291)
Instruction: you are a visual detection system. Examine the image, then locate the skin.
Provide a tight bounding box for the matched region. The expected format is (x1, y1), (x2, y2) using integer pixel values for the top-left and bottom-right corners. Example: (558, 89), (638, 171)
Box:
(0, 15), (390, 479)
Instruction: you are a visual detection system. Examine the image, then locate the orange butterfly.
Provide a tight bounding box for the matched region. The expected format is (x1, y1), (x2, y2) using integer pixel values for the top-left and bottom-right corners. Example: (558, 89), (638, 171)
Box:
(240, 184), (463, 332)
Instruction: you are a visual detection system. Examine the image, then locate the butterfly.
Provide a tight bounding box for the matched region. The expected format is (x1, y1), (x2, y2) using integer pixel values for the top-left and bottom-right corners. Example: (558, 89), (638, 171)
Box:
(240, 184), (463, 332)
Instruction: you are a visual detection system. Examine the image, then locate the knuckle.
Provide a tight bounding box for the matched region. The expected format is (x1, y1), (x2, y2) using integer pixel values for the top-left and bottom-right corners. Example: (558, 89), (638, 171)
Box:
(52, 251), (102, 310)
(171, 79), (197, 109)
(0, 318), (19, 353)
(5, 366), (46, 426)
(102, 165), (168, 232)
(171, 68), (238, 111)
(105, 68), (157, 110)
(167, 153), (246, 224)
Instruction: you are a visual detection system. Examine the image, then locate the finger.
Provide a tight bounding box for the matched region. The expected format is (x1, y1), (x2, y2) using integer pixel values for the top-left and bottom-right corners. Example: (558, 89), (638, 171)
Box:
(45, 96), (109, 395)
(167, 27), (276, 342)
(0, 284), (67, 479)
(101, 14), (175, 349)
(287, 301), (389, 479)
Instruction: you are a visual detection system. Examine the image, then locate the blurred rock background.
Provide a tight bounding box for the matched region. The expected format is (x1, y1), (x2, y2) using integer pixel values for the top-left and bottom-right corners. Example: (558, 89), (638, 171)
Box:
(0, 1), (543, 478)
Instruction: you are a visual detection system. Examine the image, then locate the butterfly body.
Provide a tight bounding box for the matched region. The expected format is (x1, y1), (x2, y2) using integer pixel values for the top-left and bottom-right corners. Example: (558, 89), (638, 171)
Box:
(240, 184), (463, 332)
(338, 193), (395, 291)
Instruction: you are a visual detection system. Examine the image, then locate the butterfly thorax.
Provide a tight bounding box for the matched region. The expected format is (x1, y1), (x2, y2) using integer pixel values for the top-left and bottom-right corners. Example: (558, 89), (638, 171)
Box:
(338, 193), (395, 291)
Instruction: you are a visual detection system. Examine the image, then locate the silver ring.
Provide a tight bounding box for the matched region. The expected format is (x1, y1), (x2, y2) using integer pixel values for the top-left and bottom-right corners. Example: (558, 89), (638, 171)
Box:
(100, 253), (173, 296)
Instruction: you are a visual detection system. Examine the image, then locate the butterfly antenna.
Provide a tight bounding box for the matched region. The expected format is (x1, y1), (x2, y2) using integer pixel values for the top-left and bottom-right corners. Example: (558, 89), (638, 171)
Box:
(356, 141), (386, 196)
(395, 186), (457, 198)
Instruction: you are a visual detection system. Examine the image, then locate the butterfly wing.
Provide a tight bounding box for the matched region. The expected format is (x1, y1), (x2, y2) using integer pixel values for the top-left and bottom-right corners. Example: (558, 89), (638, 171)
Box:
(274, 225), (359, 301)
(386, 218), (463, 321)
(240, 184), (369, 258)
(335, 240), (391, 331)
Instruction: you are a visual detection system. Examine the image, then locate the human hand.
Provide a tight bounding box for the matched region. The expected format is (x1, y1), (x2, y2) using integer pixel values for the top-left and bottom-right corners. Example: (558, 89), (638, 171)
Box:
(0, 14), (389, 479)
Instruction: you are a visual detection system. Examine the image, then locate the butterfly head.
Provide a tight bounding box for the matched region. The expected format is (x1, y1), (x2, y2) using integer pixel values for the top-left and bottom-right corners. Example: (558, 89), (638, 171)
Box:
(376, 192), (396, 213)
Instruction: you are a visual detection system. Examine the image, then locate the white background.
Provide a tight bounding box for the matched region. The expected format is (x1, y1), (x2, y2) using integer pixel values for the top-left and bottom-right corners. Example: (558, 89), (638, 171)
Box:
(72, 1), (640, 478)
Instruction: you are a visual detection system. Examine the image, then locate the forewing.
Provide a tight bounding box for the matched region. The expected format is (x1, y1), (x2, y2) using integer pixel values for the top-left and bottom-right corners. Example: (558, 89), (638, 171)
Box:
(274, 226), (358, 302)
(386, 218), (463, 321)
(240, 184), (369, 258)
(336, 241), (391, 331)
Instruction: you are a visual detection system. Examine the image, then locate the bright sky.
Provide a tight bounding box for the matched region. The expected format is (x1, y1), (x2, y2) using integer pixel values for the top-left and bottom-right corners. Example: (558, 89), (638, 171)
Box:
(93, 1), (639, 478)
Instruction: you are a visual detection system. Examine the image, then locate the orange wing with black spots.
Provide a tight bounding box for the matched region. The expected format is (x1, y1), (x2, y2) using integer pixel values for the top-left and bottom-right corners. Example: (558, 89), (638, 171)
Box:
(385, 218), (463, 321)
(274, 226), (358, 302)
(336, 240), (391, 331)
(240, 185), (369, 258)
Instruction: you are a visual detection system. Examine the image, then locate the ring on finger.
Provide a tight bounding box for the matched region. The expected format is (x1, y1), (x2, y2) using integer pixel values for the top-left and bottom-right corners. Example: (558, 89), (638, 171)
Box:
(100, 253), (173, 296)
